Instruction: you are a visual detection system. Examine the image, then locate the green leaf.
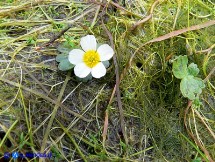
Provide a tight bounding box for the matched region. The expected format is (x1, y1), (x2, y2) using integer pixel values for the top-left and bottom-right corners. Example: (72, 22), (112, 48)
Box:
(58, 59), (74, 71)
(20, 132), (24, 142)
(65, 35), (75, 48)
(97, 43), (103, 49)
(193, 98), (203, 108)
(57, 45), (71, 53)
(188, 63), (199, 76)
(27, 37), (36, 45)
(102, 61), (110, 68)
(56, 54), (68, 62)
(76, 73), (93, 82)
(172, 55), (188, 79)
(180, 75), (205, 100)
(192, 157), (202, 162)
(51, 146), (62, 159)
(119, 139), (127, 151)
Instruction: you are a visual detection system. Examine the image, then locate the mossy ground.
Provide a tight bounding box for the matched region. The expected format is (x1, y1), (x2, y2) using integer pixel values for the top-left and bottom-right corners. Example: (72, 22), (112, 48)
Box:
(0, 0), (214, 161)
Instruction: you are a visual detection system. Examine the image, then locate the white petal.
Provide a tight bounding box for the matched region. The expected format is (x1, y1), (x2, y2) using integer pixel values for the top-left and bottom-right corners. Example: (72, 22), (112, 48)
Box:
(91, 62), (106, 78)
(68, 49), (85, 65)
(97, 44), (114, 61)
(80, 35), (97, 52)
(74, 63), (91, 78)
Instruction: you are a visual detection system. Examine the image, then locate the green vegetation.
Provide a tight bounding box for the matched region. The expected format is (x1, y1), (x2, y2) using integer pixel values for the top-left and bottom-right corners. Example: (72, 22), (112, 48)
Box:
(0, 0), (214, 161)
(172, 55), (205, 103)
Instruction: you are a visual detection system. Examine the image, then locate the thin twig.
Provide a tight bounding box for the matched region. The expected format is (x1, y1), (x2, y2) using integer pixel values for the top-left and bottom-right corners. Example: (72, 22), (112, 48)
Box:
(102, 83), (117, 142)
(0, 77), (90, 122)
(194, 110), (215, 140)
(56, 119), (87, 162)
(91, 0), (102, 28)
(204, 67), (215, 82)
(36, 6), (97, 50)
(17, 61), (51, 95)
(101, 14), (128, 144)
(113, 21), (215, 91)
(0, 0), (47, 17)
(130, 0), (160, 31)
(88, 0), (142, 18)
(128, 20), (215, 76)
(39, 72), (71, 161)
(43, 24), (73, 47)
(148, 21), (215, 43)
(183, 67), (215, 162)
(195, 44), (215, 54)
(88, 0), (106, 7)
(184, 101), (213, 162)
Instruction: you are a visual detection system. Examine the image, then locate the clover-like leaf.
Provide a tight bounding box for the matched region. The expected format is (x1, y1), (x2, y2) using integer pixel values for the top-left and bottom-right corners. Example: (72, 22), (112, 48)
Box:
(180, 75), (205, 100)
(57, 45), (71, 54)
(58, 59), (74, 71)
(172, 55), (188, 79)
(188, 63), (199, 76)
(56, 54), (68, 62)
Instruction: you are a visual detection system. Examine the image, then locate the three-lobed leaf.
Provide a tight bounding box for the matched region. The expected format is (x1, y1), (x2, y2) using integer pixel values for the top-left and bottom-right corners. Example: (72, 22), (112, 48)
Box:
(57, 45), (72, 54)
(180, 75), (205, 100)
(172, 55), (205, 101)
(188, 63), (199, 76)
(56, 51), (75, 71)
(56, 54), (68, 62)
(58, 59), (74, 71)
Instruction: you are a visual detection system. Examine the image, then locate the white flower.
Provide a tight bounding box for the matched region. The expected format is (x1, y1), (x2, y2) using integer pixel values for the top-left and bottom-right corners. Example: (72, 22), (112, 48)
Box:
(68, 35), (114, 78)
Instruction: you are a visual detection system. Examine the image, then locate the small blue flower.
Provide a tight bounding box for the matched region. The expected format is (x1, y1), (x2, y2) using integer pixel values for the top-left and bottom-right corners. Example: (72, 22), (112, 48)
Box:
(12, 152), (19, 159)
(4, 152), (10, 159)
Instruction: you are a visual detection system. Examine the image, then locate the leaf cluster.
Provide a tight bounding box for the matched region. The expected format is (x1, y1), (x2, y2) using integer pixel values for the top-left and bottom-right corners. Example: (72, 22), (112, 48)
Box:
(172, 55), (205, 101)
(56, 45), (74, 71)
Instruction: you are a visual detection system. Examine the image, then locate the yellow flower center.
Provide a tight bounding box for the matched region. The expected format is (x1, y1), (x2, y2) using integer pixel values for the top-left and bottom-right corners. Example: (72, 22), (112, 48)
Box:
(83, 50), (100, 68)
